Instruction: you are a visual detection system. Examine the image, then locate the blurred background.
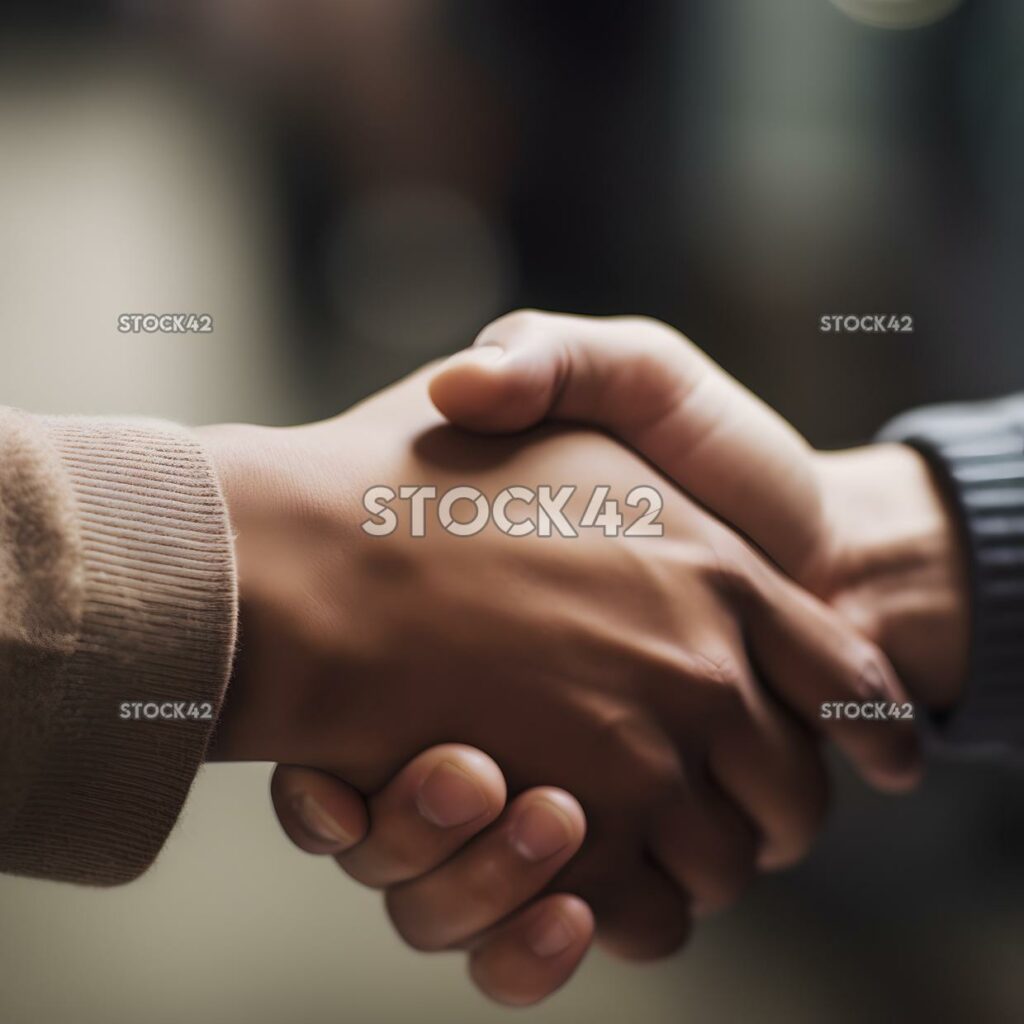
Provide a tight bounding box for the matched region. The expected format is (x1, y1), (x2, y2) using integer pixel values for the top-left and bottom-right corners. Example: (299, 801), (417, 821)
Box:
(1, 0), (1023, 1021)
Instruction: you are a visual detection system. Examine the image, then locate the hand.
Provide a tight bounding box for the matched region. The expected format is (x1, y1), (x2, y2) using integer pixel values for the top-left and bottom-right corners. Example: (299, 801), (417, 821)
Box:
(429, 310), (971, 714)
(272, 744), (593, 1007)
(200, 365), (915, 963)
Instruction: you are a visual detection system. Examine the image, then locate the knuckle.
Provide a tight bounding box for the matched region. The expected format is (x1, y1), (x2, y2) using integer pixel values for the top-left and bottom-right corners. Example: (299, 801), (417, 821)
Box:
(385, 888), (453, 952)
(830, 591), (885, 649)
(619, 316), (696, 370)
(388, 852), (517, 953)
(703, 535), (758, 605)
(461, 852), (517, 917)
(657, 659), (753, 750)
(588, 701), (684, 803)
(684, 658), (749, 728)
(693, 650), (747, 692)
(493, 307), (545, 336)
(349, 832), (429, 889)
(619, 314), (679, 344)
(654, 795), (757, 915)
(605, 911), (692, 962)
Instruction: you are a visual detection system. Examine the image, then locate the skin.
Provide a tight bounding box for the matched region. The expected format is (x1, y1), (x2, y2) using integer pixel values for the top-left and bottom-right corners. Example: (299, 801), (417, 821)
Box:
(426, 309), (970, 711)
(274, 310), (969, 1006)
(199, 361), (920, 1005)
(271, 747), (594, 1004)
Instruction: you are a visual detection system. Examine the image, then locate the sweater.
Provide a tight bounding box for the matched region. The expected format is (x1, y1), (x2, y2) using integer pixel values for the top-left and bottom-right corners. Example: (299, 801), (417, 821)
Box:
(0, 408), (236, 884)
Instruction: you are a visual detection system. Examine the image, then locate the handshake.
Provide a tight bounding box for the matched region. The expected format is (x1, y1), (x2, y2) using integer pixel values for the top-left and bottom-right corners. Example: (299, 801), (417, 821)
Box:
(201, 311), (968, 1006)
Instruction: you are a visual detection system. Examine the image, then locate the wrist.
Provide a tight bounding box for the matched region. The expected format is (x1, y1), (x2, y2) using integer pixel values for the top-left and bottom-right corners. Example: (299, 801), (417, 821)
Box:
(195, 422), (301, 763)
(196, 420), (378, 772)
(813, 443), (970, 712)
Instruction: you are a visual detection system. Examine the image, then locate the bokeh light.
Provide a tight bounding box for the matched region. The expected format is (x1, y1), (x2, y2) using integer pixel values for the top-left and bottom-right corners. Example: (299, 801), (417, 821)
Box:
(828, 0), (963, 29)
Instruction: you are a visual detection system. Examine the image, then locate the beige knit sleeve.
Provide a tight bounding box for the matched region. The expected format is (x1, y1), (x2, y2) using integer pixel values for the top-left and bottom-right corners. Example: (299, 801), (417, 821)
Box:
(0, 407), (237, 885)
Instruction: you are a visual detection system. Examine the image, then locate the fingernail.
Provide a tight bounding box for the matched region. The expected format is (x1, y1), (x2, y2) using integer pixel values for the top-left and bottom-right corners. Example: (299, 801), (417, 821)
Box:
(527, 913), (574, 958)
(509, 801), (572, 862)
(416, 761), (490, 828)
(292, 792), (354, 847)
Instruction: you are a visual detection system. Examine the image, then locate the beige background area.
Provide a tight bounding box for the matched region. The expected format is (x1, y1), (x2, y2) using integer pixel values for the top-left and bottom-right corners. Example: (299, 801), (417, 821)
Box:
(1, 763), (796, 1024)
(0, 46), (1020, 1024)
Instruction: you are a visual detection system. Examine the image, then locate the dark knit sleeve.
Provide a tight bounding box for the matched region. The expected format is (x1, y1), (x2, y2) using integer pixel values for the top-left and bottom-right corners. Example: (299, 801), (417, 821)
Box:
(879, 395), (1024, 754)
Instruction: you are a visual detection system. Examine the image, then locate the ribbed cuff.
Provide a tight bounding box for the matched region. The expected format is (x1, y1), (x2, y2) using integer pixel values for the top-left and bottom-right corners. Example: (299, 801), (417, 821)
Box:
(2, 417), (237, 884)
(880, 399), (1024, 754)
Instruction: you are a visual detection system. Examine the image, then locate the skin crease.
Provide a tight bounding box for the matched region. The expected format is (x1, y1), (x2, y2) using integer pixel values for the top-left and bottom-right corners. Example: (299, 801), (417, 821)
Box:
(813, 444), (968, 711)
(263, 312), (968, 1005)
(426, 310), (970, 711)
(270, 747), (596, 1006)
(201, 365), (919, 966)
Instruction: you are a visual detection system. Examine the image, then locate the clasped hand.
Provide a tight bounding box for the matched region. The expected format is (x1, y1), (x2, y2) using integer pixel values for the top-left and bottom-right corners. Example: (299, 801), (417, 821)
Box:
(203, 311), (959, 1006)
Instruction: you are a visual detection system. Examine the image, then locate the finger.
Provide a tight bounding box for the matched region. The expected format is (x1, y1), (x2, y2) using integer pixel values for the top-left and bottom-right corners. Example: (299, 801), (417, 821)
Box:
(571, 859), (692, 962)
(271, 764), (369, 854)
(386, 788), (585, 951)
(742, 558), (925, 794)
(654, 644), (830, 871)
(429, 310), (826, 580)
(339, 744), (507, 888)
(646, 781), (757, 916)
(468, 894), (594, 1007)
(706, 695), (830, 871)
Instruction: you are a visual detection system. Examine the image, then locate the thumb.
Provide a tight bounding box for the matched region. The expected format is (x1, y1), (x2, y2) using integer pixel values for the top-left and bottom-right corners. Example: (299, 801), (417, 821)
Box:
(430, 310), (830, 582)
(272, 764), (369, 854)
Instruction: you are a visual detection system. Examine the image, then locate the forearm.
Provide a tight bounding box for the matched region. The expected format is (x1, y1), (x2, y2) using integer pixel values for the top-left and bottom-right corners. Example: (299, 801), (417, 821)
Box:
(0, 408), (237, 884)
